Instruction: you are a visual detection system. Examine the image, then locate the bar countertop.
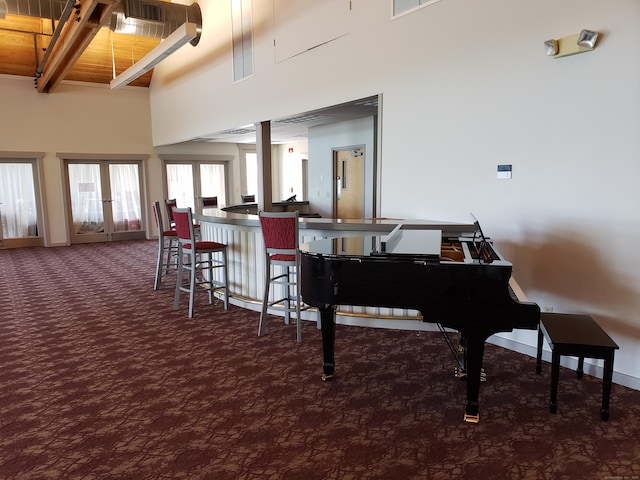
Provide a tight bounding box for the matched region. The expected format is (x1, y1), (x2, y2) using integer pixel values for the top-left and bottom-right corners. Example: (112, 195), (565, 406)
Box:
(195, 208), (475, 234)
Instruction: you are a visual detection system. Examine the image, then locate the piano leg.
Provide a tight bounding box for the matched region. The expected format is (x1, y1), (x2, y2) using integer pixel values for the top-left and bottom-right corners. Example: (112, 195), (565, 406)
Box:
(319, 305), (336, 380)
(462, 336), (486, 423)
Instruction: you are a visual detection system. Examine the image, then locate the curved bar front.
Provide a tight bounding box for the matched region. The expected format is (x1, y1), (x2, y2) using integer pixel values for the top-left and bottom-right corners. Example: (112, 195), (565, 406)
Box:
(195, 209), (473, 329)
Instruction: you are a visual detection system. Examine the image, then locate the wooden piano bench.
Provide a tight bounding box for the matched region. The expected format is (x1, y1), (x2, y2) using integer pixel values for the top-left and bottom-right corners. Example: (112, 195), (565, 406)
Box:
(536, 312), (619, 421)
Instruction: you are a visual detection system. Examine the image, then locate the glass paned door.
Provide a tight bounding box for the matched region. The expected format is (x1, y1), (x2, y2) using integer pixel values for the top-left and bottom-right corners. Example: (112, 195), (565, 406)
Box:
(66, 161), (145, 244)
(110, 164), (143, 233)
(166, 164), (195, 211)
(165, 161), (228, 214)
(0, 160), (43, 248)
(200, 164), (226, 209)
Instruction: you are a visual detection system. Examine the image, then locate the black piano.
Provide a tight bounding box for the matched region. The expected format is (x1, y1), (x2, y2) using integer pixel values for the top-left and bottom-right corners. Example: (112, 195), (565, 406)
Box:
(299, 221), (540, 423)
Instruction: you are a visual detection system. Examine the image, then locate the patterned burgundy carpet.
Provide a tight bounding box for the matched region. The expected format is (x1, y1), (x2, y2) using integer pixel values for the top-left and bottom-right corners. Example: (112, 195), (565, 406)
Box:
(1, 240), (639, 480)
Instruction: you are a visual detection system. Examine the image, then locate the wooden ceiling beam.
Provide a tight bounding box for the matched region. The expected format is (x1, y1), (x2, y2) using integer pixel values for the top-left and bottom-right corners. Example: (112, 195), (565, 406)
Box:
(37, 0), (122, 93)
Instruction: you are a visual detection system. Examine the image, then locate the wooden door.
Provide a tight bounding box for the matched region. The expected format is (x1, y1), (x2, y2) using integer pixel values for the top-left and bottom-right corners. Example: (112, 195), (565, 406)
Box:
(334, 147), (364, 219)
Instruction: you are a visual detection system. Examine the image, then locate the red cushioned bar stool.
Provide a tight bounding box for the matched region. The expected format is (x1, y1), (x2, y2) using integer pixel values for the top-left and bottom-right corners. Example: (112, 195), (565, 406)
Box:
(172, 207), (228, 318)
(152, 201), (179, 290)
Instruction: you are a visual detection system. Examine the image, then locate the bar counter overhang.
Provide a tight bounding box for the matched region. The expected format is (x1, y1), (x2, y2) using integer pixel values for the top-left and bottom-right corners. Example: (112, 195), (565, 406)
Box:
(194, 209), (474, 330)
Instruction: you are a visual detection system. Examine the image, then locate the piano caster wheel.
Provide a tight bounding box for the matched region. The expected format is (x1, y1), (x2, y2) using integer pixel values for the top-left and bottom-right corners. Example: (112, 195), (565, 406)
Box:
(463, 413), (480, 423)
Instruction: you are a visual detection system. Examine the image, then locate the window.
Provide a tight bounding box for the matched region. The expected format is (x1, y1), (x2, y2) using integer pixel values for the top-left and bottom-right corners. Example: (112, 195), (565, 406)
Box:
(0, 160), (39, 241)
(231, 0), (254, 82)
(243, 150), (258, 200)
(281, 151), (305, 201)
(164, 157), (230, 213)
(392, 0), (441, 17)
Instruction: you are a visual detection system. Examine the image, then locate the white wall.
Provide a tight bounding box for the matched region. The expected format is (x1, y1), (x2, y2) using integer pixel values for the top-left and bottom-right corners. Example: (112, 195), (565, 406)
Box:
(0, 77), (158, 246)
(149, 0), (640, 388)
(308, 117), (377, 218)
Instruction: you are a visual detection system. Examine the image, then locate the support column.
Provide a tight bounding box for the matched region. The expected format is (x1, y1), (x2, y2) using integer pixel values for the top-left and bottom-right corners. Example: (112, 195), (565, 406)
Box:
(255, 121), (273, 212)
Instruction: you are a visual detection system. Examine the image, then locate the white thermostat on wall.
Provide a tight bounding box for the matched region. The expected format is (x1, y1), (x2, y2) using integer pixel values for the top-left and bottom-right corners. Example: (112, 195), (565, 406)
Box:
(497, 164), (512, 179)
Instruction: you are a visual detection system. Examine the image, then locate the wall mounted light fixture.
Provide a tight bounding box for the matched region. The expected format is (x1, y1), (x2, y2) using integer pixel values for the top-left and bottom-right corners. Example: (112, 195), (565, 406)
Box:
(545, 29), (599, 58)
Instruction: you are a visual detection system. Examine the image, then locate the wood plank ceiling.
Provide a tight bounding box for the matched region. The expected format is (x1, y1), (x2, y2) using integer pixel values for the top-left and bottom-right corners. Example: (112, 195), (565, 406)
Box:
(0, 1), (161, 92)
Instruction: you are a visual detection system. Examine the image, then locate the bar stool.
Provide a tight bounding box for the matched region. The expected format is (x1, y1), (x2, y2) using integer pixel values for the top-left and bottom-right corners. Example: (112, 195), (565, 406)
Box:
(258, 211), (309, 342)
(164, 198), (178, 229)
(152, 201), (178, 290)
(200, 196), (218, 210)
(172, 207), (228, 318)
(166, 198), (200, 237)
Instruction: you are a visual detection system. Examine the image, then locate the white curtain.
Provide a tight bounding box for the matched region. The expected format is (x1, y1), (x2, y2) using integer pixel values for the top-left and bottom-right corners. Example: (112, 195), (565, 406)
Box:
(200, 164), (226, 206)
(245, 152), (258, 198)
(68, 163), (104, 234)
(0, 162), (38, 238)
(68, 162), (142, 234)
(166, 164), (195, 210)
(109, 164), (142, 232)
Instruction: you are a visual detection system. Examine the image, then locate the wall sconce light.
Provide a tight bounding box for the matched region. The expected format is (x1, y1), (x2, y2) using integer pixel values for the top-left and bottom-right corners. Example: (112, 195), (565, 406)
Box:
(544, 39), (558, 56)
(545, 29), (600, 58)
(577, 29), (599, 48)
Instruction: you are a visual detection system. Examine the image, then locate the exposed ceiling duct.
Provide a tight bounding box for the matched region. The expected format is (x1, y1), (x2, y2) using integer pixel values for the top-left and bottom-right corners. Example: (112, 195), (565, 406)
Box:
(1, 0), (201, 44)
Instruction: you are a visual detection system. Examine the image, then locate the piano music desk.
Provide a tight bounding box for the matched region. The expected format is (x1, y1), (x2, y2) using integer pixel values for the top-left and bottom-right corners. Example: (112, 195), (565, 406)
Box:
(536, 312), (619, 421)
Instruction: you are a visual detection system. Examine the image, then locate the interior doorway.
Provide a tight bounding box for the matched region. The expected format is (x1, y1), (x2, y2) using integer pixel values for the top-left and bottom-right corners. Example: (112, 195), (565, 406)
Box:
(64, 160), (146, 244)
(333, 147), (365, 219)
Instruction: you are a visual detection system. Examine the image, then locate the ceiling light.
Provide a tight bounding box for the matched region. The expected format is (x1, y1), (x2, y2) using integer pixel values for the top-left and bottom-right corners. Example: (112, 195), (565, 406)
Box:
(110, 22), (198, 90)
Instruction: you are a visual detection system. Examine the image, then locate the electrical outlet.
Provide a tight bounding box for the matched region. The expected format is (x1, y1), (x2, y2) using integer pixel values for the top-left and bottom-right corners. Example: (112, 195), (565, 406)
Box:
(543, 306), (553, 313)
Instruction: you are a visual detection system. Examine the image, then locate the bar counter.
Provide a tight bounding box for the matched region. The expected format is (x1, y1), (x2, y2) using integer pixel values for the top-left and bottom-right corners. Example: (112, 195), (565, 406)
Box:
(195, 209), (474, 329)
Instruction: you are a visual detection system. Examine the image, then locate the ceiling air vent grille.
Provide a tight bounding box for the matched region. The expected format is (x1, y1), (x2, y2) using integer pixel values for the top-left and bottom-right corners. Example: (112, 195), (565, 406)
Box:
(124, 0), (165, 23)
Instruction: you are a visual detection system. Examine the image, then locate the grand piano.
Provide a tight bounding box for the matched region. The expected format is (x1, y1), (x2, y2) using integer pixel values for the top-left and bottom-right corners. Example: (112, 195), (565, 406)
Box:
(299, 220), (540, 423)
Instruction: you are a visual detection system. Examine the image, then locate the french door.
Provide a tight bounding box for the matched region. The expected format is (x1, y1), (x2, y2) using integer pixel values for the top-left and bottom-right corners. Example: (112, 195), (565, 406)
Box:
(0, 158), (44, 248)
(65, 160), (146, 244)
(165, 160), (228, 213)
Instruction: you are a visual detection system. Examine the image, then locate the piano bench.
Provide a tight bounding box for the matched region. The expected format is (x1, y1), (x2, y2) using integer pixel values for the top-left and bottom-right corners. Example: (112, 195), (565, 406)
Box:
(536, 312), (619, 421)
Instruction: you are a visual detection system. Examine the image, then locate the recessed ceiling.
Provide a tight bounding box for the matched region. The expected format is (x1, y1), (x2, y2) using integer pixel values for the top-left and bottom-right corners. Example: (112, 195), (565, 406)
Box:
(191, 95), (380, 144)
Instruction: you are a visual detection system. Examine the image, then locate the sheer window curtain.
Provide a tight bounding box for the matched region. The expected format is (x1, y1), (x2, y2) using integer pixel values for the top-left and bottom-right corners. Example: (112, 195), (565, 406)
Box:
(109, 164), (142, 232)
(166, 164), (195, 210)
(68, 164), (104, 234)
(68, 163), (141, 234)
(200, 164), (227, 206)
(0, 163), (38, 238)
